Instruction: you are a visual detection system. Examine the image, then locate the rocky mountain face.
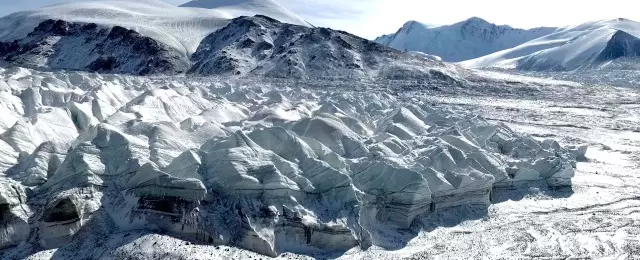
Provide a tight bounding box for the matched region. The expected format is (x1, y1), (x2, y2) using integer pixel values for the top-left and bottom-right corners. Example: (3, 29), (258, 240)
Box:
(596, 30), (640, 62)
(375, 17), (556, 62)
(190, 15), (454, 80)
(0, 20), (190, 75)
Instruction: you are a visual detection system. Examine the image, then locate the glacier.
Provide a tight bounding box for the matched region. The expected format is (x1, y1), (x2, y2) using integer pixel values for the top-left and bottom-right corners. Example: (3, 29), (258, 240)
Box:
(0, 66), (584, 257)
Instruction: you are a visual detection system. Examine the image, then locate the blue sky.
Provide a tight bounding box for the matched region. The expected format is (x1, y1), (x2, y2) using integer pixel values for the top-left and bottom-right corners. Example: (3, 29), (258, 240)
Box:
(2, 0), (639, 39)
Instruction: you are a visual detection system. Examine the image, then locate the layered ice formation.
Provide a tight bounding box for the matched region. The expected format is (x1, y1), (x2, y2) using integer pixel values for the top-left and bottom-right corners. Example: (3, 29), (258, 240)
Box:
(0, 67), (585, 256)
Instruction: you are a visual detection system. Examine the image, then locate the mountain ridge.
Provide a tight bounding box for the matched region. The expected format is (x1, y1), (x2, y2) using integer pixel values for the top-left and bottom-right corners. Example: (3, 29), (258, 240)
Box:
(463, 18), (640, 70)
(375, 17), (557, 62)
(0, 0), (311, 56)
(0, 15), (458, 81)
(188, 15), (456, 80)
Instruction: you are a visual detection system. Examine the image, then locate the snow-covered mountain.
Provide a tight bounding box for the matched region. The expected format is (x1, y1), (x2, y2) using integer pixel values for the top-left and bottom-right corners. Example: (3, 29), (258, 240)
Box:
(375, 17), (557, 62)
(0, 0), (310, 57)
(0, 1), (457, 79)
(462, 18), (640, 70)
(0, 19), (190, 75)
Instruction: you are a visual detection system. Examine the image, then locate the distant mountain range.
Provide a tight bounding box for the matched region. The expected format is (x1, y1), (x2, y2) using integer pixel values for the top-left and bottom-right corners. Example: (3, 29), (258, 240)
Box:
(462, 18), (640, 70)
(0, 0), (639, 74)
(0, 0), (456, 81)
(375, 17), (557, 62)
(378, 17), (640, 71)
(0, 0), (311, 56)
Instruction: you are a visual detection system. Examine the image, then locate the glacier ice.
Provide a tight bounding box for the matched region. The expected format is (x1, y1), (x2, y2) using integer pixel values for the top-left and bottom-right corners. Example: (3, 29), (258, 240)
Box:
(0, 67), (584, 256)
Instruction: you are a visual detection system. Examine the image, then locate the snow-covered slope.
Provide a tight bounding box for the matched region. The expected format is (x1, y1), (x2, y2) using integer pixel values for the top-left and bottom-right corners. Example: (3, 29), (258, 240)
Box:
(375, 17), (556, 62)
(189, 15), (458, 80)
(0, 67), (583, 257)
(463, 18), (640, 70)
(0, 0), (310, 57)
(180, 0), (311, 27)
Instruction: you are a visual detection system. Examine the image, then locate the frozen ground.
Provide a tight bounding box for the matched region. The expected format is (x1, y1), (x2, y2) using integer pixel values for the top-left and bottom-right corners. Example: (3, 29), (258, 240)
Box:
(521, 69), (640, 89)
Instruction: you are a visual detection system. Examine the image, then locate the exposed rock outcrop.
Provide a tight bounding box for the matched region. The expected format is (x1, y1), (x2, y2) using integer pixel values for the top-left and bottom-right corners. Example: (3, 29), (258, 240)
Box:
(0, 20), (189, 75)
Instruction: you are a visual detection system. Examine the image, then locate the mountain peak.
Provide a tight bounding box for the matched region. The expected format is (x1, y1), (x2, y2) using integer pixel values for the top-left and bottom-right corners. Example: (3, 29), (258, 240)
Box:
(402, 20), (420, 27)
(599, 17), (639, 25)
(463, 16), (490, 24)
(398, 20), (426, 34)
(189, 15), (452, 80)
(456, 17), (511, 30)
